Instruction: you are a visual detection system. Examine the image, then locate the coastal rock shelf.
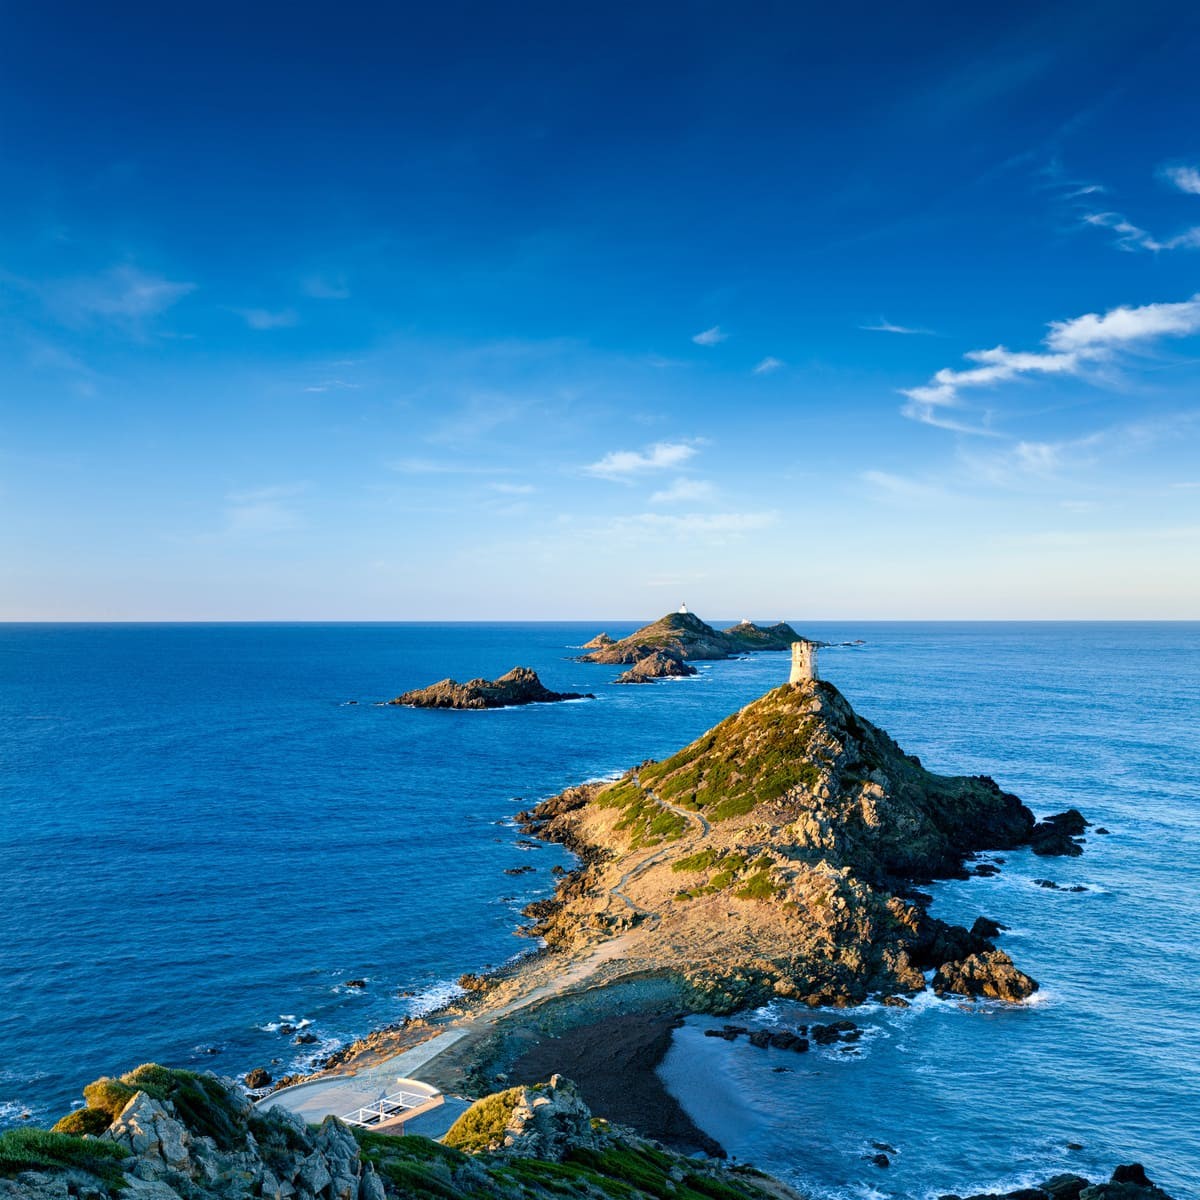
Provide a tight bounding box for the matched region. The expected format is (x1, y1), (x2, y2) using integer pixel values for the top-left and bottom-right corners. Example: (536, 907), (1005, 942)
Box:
(388, 667), (592, 709)
(519, 675), (1086, 1009)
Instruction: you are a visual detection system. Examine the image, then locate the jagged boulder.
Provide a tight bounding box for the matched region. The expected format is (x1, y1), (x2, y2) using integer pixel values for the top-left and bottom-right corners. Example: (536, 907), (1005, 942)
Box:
(443, 1075), (603, 1160)
(932, 951), (1038, 1002)
(106, 1093), (193, 1172)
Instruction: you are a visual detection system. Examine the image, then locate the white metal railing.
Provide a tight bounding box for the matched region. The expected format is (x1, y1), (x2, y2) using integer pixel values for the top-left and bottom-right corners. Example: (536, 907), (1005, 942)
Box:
(340, 1090), (431, 1127)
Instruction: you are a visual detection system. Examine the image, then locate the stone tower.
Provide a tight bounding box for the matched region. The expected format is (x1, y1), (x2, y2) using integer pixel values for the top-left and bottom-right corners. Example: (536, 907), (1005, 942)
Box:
(789, 639), (818, 684)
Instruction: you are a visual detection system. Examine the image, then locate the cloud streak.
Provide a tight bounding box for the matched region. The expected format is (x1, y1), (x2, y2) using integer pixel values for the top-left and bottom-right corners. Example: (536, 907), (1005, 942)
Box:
(649, 478), (715, 504)
(1162, 164), (1200, 195)
(1082, 210), (1200, 253)
(861, 318), (935, 335)
(46, 265), (195, 329)
(585, 440), (699, 480)
(692, 325), (727, 346)
(901, 293), (1200, 430)
(752, 356), (784, 374)
(235, 307), (298, 330)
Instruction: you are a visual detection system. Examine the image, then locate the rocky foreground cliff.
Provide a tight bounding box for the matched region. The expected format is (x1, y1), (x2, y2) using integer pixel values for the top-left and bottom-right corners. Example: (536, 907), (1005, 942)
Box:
(0, 1065), (802, 1200)
(520, 676), (1087, 1009)
(0, 1065), (1174, 1200)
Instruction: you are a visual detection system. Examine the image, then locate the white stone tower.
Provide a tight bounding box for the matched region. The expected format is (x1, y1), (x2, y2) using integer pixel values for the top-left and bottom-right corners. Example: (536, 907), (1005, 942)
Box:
(789, 639), (818, 684)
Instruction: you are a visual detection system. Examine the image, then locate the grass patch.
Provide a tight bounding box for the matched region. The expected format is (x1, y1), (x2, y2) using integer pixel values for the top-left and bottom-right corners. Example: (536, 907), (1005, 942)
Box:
(442, 1087), (523, 1155)
(0, 1128), (128, 1185)
(733, 871), (779, 901)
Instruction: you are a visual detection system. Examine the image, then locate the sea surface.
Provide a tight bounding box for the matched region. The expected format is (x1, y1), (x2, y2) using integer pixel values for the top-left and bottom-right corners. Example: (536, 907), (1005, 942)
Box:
(1, 622), (1198, 1198)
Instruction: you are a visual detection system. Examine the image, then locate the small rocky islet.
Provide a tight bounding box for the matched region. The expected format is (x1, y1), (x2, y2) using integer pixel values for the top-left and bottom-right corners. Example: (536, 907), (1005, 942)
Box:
(386, 666), (592, 710)
(581, 609), (804, 683)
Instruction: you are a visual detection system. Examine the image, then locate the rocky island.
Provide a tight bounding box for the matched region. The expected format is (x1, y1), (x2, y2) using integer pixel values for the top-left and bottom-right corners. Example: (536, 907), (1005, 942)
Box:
(387, 667), (592, 709)
(581, 609), (805, 683)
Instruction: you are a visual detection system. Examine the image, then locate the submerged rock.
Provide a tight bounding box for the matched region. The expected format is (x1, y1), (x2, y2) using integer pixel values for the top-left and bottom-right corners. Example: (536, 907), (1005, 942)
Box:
(389, 667), (592, 709)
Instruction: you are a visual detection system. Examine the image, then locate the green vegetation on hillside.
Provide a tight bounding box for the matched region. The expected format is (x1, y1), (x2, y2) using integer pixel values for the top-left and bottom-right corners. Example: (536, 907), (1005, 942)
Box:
(0, 1127), (128, 1185)
(635, 689), (823, 821)
(595, 776), (688, 848)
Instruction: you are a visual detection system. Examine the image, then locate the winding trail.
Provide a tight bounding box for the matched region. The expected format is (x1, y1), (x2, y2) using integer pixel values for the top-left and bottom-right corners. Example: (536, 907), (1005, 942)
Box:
(609, 788), (711, 921)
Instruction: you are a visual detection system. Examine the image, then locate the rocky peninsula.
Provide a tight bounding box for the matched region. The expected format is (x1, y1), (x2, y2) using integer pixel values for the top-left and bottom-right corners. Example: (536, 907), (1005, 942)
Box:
(387, 667), (592, 710)
(516, 674), (1079, 1009)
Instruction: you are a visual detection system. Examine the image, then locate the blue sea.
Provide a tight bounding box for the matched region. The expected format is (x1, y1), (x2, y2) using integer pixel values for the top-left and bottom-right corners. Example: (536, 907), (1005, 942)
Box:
(2, 623), (1198, 1199)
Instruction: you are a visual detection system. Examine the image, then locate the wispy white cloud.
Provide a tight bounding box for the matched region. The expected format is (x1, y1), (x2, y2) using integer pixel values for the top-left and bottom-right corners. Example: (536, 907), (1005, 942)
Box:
(606, 510), (776, 539)
(224, 485), (305, 535)
(692, 325), (728, 346)
(304, 379), (360, 393)
(235, 307), (298, 330)
(389, 457), (511, 475)
(302, 274), (351, 300)
(860, 318), (935, 335)
(650, 478), (716, 504)
(1082, 210), (1200, 253)
(46, 265), (195, 329)
(860, 470), (950, 501)
(752, 356), (784, 374)
(585, 440), (700, 480)
(1046, 294), (1200, 351)
(901, 293), (1200, 431)
(1162, 164), (1200, 196)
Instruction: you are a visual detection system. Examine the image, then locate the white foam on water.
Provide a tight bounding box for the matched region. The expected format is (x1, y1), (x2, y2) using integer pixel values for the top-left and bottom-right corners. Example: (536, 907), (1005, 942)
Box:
(405, 978), (466, 1018)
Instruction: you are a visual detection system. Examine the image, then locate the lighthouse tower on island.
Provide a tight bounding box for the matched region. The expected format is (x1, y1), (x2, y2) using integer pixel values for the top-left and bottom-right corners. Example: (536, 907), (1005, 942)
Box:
(789, 640), (818, 684)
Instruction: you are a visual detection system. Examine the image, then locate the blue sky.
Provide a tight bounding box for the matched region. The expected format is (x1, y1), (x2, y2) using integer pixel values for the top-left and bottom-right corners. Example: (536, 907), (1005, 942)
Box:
(3, 0), (1200, 619)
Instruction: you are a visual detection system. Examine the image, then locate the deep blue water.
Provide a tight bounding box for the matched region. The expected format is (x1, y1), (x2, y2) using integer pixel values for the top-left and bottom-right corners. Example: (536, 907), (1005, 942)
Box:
(2, 623), (1198, 1198)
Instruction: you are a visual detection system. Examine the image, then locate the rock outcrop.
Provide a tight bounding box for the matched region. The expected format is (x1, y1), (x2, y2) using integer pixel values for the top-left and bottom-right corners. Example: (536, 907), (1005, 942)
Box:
(443, 1074), (601, 1159)
(580, 611), (802, 667)
(931, 951), (1038, 1002)
(613, 651), (698, 684)
(1, 1064), (805, 1200)
(388, 667), (592, 709)
(518, 677), (1075, 1008)
(944, 1163), (1176, 1200)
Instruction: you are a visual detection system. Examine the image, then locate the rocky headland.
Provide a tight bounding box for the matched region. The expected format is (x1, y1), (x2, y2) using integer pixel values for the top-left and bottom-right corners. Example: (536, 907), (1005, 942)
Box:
(579, 611), (802, 673)
(517, 675), (1087, 1009)
(387, 667), (592, 710)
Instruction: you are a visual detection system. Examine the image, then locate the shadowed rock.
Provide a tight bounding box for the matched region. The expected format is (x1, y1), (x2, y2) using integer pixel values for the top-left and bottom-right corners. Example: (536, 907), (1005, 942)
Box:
(389, 667), (592, 709)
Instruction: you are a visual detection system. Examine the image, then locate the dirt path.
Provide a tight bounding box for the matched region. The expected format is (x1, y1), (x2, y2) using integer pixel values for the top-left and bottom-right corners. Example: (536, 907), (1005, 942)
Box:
(609, 789), (710, 919)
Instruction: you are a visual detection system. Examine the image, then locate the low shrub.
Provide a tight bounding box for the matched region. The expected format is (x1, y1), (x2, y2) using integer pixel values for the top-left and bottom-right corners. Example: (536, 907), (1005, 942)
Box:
(50, 1107), (111, 1137)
